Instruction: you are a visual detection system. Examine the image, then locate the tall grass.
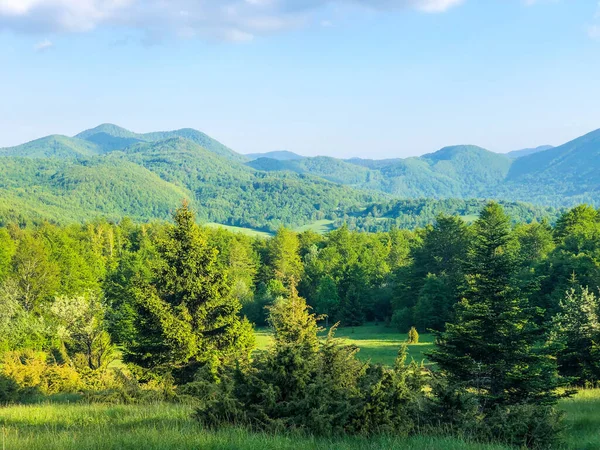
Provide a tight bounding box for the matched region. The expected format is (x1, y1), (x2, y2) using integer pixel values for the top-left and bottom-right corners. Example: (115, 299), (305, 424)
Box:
(0, 402), (510, 450)
(1, 391), (598, 449)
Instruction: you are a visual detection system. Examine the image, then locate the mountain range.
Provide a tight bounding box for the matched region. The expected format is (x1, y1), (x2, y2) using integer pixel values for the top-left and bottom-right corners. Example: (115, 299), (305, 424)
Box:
(0, 123), (598, 231)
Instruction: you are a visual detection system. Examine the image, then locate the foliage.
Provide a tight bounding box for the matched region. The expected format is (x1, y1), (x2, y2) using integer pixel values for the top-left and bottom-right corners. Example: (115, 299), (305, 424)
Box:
(407, 327), (419, 344)
(194, 287), (426, 436)
(549, 286), (600, 386)
(125, 202), (255, 383)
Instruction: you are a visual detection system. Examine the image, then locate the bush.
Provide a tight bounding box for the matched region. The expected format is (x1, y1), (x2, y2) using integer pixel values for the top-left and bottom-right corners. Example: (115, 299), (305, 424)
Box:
(408, 327), (419, 344)
(421, 380), (565, 449)
(0, 373), (20, 404)
(1, 351), (81, 395)
(193, 288), (427, 436)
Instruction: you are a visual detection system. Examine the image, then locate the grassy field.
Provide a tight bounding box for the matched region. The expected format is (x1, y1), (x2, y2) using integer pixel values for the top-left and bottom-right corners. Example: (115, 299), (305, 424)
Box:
(0, 390), (597, 450)
(203, 219), (336, 237)
(256, 323), (434, 366)
(294, 219), (336, 234)
(203, 223), (273, 238)
(0, 402), (510, 450)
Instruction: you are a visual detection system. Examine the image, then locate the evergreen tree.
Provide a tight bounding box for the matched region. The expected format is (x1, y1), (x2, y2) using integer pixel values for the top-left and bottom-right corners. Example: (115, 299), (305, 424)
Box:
(125, 202), (254, 382)
(549, 286), (600, 385)
(429, 202), (567, 410)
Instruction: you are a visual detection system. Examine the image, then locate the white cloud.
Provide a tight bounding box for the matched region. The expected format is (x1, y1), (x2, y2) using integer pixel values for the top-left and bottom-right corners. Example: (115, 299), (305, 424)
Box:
(34, 38), (53, 51)
(0, 0), (465, 42)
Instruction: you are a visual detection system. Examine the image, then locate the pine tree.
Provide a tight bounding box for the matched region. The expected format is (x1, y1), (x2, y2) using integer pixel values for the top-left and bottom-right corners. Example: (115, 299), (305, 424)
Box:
(549, 286), (600, 385)
(429, 202), (567, 410)
(125, 201), (254, 382)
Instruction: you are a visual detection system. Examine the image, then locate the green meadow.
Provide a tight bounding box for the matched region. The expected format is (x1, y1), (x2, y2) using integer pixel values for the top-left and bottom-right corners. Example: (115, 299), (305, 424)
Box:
(255, 323), (433, 366)
(0, 389), (597, 450)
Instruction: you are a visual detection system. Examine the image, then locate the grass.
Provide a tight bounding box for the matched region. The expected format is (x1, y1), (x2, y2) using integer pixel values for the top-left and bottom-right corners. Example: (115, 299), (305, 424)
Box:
(0, 402), (509, 450)
(255, 323), (434, 366)
(294, 219), (335, 234)
(203, 223), (273, 238)
(0, 390), (598, 449)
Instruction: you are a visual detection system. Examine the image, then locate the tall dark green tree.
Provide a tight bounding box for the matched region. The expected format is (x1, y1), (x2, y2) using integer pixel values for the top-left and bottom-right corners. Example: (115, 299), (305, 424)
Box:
(125, 202), (254, 382)
(429, 202), (567, 410)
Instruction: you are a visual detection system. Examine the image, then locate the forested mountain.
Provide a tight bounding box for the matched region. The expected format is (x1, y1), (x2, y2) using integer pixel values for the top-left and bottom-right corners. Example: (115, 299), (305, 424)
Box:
(250, 145), (513, 198)
(0, 135), (102, 158)
(0, 124), (599, 230)
(245, 150), (304, 161)
(75, 123), (246, 161)
(506, 144), (553, 159)
(0, 132), (383, 231)
(247, 133), (600, 206)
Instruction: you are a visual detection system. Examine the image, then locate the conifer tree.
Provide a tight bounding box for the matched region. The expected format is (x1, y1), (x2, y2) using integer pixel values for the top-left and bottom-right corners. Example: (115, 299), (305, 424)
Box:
(125, 201), (254, 382)
(549, 286), (600, 385)
(429, 202), (567, 410)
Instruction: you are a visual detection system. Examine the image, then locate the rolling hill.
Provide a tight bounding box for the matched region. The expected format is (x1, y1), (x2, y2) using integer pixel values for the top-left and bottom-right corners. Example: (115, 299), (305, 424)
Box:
(0, 123), (599, 229)
(0, 130), (384, 230)
(245, 150), (304, 161)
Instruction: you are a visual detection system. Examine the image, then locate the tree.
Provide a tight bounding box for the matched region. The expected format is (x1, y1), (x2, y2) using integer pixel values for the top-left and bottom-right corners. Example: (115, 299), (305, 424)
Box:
(0, 229), (15, 283)
(314, 275), (340, 327)
(11, 233), (59, 312)
(51, 293), (115, 370)
(429, 203), (567, 410)
(267, 227), (303, 287)
(549, 286), (600, 385)
(125, 202), (254, 382)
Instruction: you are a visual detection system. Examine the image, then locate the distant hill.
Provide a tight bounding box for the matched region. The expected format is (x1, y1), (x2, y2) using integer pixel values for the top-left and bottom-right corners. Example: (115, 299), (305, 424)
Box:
(497, 128), (600, 205)
(1, 123), (599, 229)
(0, 131), (383, 230)
(75, 123), (245, 161)
(245, 150), (304, 161)
(0, 135), (101, 158)
(251, 145), (512, 199)
(506, 145), (553, 159)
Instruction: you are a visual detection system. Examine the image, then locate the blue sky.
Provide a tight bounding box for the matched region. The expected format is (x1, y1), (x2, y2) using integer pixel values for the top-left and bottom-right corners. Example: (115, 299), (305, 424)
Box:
(0, 0), (599, 158)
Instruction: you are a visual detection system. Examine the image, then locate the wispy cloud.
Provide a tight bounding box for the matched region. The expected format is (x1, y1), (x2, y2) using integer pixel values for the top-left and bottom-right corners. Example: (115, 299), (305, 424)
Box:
(34, 38), (53, 51)
(0, 0), (465, 42)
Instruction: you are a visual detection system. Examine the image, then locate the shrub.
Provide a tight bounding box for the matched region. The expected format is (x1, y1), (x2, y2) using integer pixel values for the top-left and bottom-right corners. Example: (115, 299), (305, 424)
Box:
(193, 287), (427, 436)
(408, 327), (419, 344)
(0, 373), (19, 404)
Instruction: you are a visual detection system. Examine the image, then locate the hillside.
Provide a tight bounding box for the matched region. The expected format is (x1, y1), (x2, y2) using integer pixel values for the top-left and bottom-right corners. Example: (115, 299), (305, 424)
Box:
(0, 134), (383, 230)
(1, 123), (599, 229)
(250, 145), (512, 198)
(506, 145), (553, 159)
(0, 135), (102, 158)
(245, 150), (304, 161)
(74, 123), (245, 161)
(495, 128), (600, 205)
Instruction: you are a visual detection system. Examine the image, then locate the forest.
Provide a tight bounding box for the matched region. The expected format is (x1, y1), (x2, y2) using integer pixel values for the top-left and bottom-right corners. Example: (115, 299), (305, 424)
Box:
(1, 200), (599, 448)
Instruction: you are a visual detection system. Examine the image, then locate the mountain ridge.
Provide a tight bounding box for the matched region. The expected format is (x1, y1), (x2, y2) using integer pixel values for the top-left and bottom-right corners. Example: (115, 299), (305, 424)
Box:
(0, 124), (599, 230)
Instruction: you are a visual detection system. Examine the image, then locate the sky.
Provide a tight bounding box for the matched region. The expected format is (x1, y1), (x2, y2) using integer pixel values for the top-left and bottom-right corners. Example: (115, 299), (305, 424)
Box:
(0, 0), (599, 159)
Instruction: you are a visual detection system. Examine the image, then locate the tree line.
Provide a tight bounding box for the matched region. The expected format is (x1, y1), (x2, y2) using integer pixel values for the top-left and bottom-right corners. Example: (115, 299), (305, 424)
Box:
(0, 201), (599, 447)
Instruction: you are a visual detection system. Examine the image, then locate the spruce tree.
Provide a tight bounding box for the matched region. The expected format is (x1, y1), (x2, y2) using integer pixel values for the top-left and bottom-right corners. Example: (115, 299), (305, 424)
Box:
(429, 202), (567, 410)
(125, 201), (254, 382)
(549, 286), (600, 385)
